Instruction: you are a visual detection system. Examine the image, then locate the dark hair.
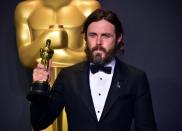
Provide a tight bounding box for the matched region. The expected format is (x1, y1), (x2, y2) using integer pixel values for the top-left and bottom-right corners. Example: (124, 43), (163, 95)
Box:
(83, 8), (125, 51)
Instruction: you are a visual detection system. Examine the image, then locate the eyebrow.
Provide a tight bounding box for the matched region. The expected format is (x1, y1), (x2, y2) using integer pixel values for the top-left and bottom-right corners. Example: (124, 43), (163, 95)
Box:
(101, 33), (113, 36)
(88, 32), (113, 36)
(88, 32), (96, 35)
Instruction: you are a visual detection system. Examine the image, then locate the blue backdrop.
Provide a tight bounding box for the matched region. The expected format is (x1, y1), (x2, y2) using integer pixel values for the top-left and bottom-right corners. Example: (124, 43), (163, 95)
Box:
(0, 0), (182, 131)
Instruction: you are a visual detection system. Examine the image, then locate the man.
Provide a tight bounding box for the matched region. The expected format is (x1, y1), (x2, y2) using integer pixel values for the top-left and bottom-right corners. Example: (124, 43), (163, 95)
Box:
(30, 9), (157, 131)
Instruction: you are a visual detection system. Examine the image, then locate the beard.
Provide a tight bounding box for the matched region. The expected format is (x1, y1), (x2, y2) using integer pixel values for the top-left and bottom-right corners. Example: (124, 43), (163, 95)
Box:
(85, 43), (117, 66)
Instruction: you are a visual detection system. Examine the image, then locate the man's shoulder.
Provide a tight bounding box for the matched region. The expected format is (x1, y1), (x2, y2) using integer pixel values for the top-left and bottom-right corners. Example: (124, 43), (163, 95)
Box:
(61, 60), (88, 73)
(117, 59), (146, 77)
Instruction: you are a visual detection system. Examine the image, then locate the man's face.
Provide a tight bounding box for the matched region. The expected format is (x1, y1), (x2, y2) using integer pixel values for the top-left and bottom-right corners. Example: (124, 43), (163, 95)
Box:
(86, 19), (122, 65)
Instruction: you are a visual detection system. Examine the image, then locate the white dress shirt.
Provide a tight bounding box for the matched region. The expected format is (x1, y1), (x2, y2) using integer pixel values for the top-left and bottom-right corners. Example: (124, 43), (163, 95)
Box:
(89, 59), (116, 121)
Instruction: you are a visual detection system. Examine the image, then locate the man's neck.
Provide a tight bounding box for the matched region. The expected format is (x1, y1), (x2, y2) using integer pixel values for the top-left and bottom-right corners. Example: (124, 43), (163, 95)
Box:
(90, 57), (116, 67)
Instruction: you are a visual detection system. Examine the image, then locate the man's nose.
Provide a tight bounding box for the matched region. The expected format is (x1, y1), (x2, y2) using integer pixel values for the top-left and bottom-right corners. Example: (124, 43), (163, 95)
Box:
(96, 36), (102, 45)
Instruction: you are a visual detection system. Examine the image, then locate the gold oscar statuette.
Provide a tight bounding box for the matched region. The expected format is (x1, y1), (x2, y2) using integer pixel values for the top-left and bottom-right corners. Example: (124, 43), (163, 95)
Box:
(27, 39), (54, 104)
(40, 39), (54, 69)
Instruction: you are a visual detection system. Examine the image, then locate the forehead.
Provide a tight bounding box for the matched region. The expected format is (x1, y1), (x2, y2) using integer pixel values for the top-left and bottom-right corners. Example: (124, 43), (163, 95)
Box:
(87, 19), (115, 34)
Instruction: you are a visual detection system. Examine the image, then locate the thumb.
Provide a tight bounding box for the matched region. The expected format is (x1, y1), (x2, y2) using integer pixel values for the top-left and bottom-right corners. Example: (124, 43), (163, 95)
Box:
(47, 60), (52, 82)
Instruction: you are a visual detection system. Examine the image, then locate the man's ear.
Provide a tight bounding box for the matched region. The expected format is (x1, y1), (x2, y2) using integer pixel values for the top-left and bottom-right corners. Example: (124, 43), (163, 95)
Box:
(117, 34), (122, 44)
(116, 34), (125, 51)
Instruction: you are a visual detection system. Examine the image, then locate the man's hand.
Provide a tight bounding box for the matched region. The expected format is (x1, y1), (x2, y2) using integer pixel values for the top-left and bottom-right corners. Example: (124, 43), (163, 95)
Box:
(33, 61), (51, 82)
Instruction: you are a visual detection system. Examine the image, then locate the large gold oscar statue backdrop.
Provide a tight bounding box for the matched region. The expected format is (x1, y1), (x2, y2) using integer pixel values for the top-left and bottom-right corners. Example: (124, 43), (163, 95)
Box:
(15, 0), (101, 131)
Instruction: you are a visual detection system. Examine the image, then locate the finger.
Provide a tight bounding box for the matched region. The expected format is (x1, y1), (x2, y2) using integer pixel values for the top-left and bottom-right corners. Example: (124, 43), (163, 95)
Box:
(33, 68), (46, 76)
(37, 63), (46, 70)
(47, 60), (52, 82)
(48, 60), (52, 69)
(33, 72), (48, 82)
(33, 68), (49, 82)
(38, 73), (48, 81)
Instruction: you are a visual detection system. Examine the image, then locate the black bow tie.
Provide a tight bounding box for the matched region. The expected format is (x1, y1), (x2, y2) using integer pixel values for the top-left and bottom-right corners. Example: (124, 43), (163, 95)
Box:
(90, 64), (112, 74)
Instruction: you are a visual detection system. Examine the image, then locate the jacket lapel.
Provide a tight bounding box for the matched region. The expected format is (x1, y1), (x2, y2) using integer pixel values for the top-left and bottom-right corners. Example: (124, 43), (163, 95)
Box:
(75, 62), (98, 121)
(99, 59), (128, 121)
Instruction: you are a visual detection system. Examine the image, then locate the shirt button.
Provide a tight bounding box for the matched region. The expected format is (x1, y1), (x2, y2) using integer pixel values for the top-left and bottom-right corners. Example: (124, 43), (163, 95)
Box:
(98, 111), (100, 113)
(100, 77), (102, 80)
(98, 93), (101, 96)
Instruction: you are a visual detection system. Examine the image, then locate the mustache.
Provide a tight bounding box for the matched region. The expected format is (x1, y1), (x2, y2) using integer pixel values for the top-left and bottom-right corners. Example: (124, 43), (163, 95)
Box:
(91, 45), (106, 53)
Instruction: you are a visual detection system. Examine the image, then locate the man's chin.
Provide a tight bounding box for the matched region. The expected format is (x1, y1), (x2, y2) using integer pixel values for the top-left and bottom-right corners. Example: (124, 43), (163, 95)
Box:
(92, 54), (103, 65)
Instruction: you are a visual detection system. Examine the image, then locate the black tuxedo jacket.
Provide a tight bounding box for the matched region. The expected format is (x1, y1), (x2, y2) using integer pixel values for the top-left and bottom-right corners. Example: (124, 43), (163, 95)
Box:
(30, 58), (157, 131)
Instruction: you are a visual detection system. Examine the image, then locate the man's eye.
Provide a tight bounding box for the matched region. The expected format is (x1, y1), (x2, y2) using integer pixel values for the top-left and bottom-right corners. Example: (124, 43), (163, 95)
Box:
(88, 33), (96, 38)
(102, 34), (112, 38)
